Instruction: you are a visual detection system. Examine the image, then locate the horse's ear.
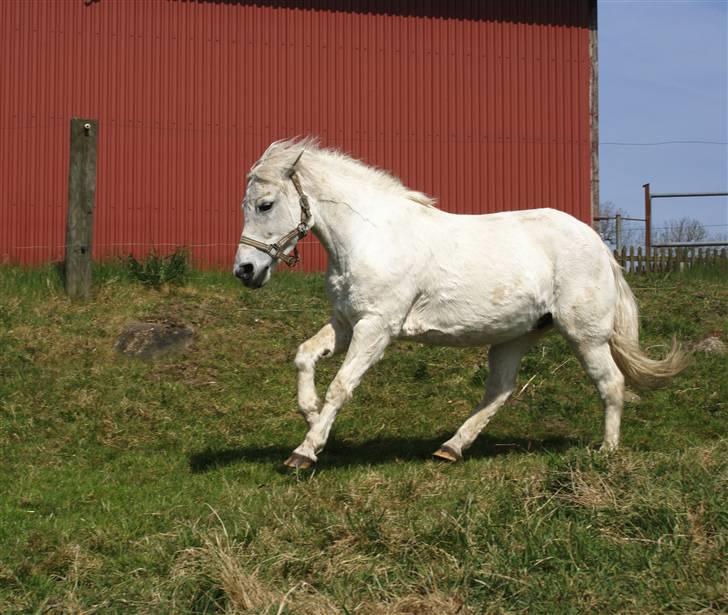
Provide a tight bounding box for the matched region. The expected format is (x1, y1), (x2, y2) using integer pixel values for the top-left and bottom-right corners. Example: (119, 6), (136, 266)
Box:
(287, 150), (304, 177)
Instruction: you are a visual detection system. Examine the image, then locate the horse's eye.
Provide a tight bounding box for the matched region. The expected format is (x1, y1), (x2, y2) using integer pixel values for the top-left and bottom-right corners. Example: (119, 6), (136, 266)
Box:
(258, 201), (274, 213)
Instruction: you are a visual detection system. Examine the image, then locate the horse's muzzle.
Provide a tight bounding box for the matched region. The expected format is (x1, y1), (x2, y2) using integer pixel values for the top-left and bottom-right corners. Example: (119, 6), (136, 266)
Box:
(235, 263), (268, 288)
(235, 262), (254, 282)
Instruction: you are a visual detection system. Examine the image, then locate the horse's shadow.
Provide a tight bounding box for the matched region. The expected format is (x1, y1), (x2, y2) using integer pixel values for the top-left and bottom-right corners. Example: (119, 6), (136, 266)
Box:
(189, 433), (583, 473)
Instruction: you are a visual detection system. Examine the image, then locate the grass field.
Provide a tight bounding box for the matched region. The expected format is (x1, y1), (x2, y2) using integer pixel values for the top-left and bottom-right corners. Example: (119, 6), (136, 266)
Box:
(0, 263), (726, 613)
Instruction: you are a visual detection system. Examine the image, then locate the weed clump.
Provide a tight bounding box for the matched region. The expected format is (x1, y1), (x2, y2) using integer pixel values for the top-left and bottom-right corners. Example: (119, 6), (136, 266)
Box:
(126, 248), (189, 288)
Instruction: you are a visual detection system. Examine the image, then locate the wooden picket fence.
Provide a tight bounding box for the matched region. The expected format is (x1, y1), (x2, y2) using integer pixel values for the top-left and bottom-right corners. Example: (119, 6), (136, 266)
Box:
(614, 246), (728, 273)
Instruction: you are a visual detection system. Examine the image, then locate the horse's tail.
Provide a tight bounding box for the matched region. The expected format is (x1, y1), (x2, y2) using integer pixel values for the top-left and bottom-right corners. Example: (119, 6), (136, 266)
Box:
(608, 253), (690, 389)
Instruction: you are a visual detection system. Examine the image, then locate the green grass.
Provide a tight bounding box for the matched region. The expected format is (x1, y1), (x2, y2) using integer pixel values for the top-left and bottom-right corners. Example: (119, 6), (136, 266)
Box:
(0, 264), (726, 613)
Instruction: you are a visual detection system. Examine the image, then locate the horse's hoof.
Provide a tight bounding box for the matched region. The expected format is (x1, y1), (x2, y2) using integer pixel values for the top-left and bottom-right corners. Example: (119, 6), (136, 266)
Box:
(432, 446), (461, 463)
(284, 453), (315, 470)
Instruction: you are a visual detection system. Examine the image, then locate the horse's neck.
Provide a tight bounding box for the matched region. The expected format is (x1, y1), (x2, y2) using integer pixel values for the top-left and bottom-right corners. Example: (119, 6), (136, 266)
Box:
(308, 169), (385, 269)
(310, 196), (358, 268)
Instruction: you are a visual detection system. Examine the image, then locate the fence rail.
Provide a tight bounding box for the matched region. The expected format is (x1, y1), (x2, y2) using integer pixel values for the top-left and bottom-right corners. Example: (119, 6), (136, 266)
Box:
(614, 246), (727, 273)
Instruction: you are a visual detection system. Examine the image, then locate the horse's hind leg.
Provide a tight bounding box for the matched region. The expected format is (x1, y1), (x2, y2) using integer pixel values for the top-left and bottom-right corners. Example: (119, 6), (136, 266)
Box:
(434, 332), (541, 461)
(569, 341), (625, 451)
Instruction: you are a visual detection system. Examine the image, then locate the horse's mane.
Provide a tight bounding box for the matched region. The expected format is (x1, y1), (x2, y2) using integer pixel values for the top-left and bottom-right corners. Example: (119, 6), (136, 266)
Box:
(249, 137), (437, 208)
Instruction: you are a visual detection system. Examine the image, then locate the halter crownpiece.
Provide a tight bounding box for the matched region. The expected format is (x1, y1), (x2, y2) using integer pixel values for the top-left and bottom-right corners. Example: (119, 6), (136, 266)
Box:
(238, 153), (311, 267)
(288, 150), (304, 172)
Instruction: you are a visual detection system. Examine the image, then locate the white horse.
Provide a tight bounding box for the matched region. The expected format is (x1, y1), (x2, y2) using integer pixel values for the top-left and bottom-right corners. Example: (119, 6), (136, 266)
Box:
(234, 139), (687, 469)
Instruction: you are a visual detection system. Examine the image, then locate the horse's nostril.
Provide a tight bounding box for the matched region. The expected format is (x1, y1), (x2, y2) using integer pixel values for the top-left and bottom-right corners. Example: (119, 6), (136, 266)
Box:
(236, 263), (255, 281)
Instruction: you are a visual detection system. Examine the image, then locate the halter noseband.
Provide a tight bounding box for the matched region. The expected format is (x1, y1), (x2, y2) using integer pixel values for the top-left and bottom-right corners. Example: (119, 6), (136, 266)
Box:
(238, 167), (312, 267)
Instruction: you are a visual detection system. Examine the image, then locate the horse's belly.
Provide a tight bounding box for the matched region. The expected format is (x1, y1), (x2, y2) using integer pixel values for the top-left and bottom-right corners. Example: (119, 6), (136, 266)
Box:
(400, 327), (508, 347)
(399, 301), (543, 347)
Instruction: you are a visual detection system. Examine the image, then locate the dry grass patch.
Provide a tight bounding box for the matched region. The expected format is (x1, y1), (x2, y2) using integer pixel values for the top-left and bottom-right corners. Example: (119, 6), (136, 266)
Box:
(171, 528), (340, 614)
(173, 530), (276, 612)
(362, 592), (470, 614)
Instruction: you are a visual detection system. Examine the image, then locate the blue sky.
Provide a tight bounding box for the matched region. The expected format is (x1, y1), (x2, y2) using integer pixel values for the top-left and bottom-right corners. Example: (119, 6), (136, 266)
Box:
(599, 0), (727, 237)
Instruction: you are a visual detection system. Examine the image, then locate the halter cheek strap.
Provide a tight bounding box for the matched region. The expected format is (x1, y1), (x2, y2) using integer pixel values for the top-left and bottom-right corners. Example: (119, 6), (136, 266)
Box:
(238, 168), (312, 267)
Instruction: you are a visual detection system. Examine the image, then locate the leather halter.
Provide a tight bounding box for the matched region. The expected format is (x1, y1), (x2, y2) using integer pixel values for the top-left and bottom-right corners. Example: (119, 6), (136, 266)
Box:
(238, 168), (312, 267)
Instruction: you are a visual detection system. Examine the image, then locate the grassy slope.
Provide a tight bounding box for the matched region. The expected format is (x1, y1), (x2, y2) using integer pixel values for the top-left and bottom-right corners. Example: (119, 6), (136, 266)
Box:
(0, 265), (726, 613)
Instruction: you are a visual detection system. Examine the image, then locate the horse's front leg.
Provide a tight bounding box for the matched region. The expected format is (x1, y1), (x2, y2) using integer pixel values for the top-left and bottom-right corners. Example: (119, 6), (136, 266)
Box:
(285, 317), (391, 469)
(294, 318), (351, 428)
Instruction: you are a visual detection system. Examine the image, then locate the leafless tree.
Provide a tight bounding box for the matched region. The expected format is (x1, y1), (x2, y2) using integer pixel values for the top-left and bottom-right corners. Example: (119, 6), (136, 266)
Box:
(654, 217), (707, 245)
(596, 201), (620, 244)
(596, 201), (642, 248)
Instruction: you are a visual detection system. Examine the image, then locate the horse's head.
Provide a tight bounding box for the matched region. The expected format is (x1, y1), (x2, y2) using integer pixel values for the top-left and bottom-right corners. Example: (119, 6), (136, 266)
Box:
(234, 146), (311, 288)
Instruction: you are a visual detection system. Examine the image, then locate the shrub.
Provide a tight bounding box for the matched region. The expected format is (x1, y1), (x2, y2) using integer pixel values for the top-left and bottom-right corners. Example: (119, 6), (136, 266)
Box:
(126, 248), (189, 288)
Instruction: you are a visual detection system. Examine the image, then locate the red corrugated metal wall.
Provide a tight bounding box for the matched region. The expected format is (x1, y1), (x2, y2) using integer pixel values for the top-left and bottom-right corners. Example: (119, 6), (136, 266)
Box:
(0, 0), (594, 271)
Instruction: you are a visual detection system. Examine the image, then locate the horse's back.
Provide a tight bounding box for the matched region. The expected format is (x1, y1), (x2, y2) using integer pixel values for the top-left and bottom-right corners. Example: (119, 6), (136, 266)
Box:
(427, 207), (607, 279)
(450, 207), (610, 276)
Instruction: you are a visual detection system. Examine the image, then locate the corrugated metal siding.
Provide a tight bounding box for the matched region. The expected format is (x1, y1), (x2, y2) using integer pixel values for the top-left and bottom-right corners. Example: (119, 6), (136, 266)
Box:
(0, 0), (593, 271)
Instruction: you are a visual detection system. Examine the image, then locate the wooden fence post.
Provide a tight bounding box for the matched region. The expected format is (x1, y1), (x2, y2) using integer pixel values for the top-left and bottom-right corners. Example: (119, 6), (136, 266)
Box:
(65, 118), (98, 300)
(636, 246), (643, 273)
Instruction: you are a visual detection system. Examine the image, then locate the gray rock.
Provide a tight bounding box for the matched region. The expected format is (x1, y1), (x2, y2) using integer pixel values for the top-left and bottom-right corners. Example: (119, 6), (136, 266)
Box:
(693, 336), (725, 355)
(115, 321), (194, 359)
